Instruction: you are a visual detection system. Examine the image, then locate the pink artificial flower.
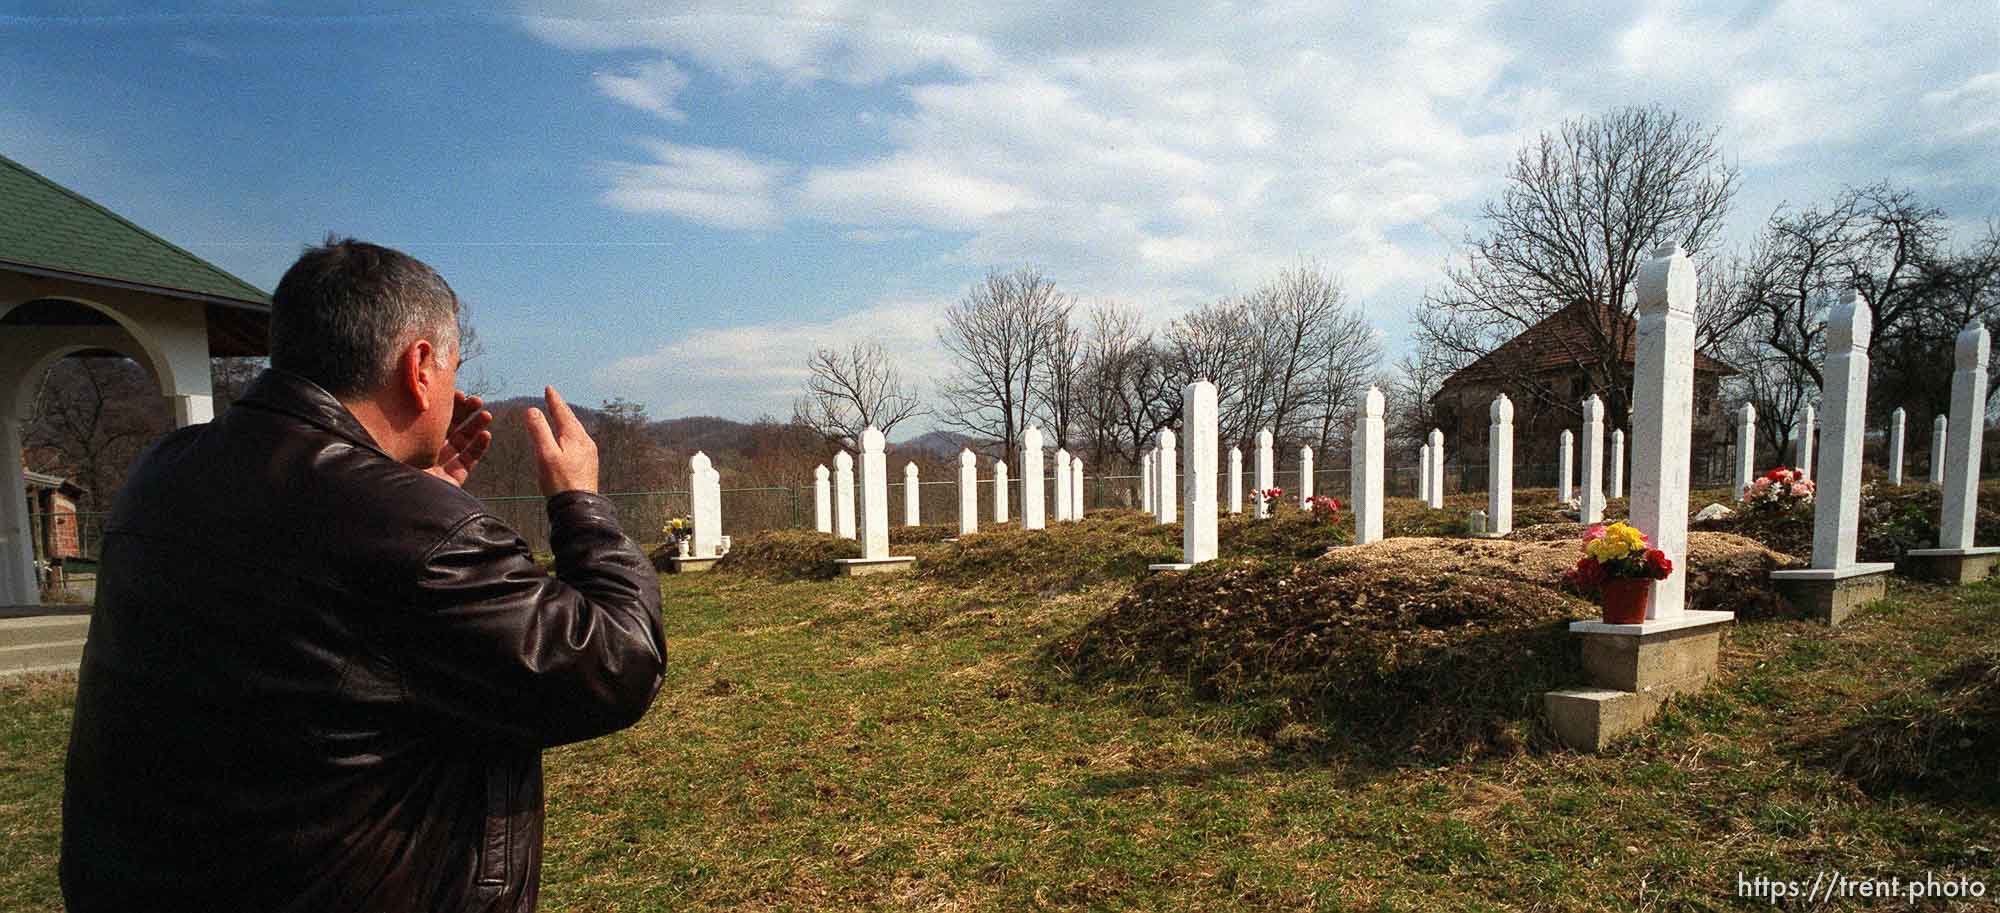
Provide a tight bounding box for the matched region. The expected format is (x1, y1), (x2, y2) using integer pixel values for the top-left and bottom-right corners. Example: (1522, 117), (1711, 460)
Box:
(1582, 524), (1607, 543)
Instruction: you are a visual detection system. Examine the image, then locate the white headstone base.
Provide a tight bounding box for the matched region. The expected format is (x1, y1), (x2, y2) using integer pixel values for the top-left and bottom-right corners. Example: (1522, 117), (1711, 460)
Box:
(834, 555), (917, 577)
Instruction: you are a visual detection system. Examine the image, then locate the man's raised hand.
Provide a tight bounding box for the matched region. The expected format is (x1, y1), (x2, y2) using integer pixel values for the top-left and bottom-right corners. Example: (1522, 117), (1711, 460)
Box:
(426, 391), (493, 488)
(523, 386), (600, 496)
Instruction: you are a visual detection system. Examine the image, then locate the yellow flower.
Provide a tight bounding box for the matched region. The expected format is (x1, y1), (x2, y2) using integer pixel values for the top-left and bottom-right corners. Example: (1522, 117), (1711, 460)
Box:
(1585, 522), (1647, 561)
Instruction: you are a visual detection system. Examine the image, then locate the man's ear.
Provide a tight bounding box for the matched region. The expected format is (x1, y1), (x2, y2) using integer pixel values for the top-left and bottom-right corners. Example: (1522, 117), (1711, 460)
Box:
(399, 338), (439, 413)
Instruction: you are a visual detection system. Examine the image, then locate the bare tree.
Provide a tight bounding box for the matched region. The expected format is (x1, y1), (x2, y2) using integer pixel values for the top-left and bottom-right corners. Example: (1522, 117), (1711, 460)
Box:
(1418, 105), (1742, 423)
(1033, 317), (1086, 450)
(791, 340), (926, 449)
(1384, 339), (1454, 451)
(23, 357), (171, 509)
(936, 268), (1073, 464)
(1073, 302), (1151, 468)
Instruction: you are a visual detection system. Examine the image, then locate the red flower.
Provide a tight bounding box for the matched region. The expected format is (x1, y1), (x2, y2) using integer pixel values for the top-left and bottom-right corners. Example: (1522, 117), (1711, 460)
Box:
(1566, 556), (1608, 590)
(1641, 548), (1673, 580)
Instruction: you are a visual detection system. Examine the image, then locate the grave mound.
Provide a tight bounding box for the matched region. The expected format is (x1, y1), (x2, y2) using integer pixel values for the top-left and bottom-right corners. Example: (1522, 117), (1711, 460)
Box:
(1692, 481), (2000, 565)
(1808, 646), (2000, 805)
(916, 510), (1180, 594)
(1052, 532), (1803, 759)
(708, 529), (862, 580)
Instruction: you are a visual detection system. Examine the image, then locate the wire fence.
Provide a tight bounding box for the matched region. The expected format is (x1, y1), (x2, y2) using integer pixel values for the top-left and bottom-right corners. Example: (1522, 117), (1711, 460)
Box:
(32, 449), (2000, 561)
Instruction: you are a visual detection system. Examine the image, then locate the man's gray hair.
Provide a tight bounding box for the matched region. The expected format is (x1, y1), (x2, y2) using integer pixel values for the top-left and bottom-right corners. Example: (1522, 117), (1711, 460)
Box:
(269, 236), (461, 398)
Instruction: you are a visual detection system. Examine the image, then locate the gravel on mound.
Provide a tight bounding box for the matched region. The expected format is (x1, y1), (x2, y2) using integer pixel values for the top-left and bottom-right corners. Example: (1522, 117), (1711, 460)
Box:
(710, 529), (862, 580)
(916, 511), (1180, 594)
(1053, 557), (1595, 758)
(1319, 532), (1802, 618)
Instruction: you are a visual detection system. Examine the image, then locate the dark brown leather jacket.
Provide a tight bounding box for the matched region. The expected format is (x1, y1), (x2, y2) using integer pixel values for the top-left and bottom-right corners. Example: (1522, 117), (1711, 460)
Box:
(60, 368), (667, 912)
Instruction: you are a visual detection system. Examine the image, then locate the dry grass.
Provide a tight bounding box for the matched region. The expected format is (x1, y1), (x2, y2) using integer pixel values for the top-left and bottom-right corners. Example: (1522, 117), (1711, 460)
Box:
(3, 506), (1998, 911)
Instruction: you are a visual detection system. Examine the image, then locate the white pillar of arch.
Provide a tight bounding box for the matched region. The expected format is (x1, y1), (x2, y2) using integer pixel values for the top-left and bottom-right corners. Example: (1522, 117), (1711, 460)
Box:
(1797, 405), (1816, 478)
(1736, 404), (1757, 500)
(1352, 387), (1385, 544)
(691, 451), (723, 557)
(957, 448), (978, 536)
(1579, 395), (1606, 524)
(1627, 244), (1698, 620)
(1155, 429), (1178, 524)
(1940, 323), (1990, 550)
(1930, 415), (1948, 486)
(1227, 446), (1243, 515)
(834, 451), (856, 540)
(1609, 428), (1626, 500)
(1182, 381), (1218, 563)
(1071, 456), (1085, 519)
(904, 462), (921, 526)
(1488, 394), (1514, 537)
(171, 394), (214, 427)
(1418, 444), (1432, 504)
(814, 465), (832, 534)
(1558, 430), (1574, 503)
(1255, 429), (1274, 519)
(1888, 407), (1906, 486)
(1298, 445), (1314, 506)
(1022, 428), (1046, 530)
(993, 459), (1009, 524)
(859, 428), (890, 560)
(1052, 447), (1072, 522)
(1426, 429), (1445, 509)
(0, 412), (35, 605)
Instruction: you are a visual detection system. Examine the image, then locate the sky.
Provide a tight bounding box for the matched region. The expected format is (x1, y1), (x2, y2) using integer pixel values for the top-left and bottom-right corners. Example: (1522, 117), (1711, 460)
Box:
(1, 1), (1994, 435)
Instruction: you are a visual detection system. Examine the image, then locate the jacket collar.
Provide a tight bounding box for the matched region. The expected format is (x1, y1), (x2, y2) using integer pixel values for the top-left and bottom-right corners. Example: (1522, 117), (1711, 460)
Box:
(235, 368), (394, 460)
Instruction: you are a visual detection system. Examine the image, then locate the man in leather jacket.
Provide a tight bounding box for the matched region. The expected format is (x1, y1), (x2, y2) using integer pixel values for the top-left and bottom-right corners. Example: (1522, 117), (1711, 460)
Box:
(60, 238), (667, 912)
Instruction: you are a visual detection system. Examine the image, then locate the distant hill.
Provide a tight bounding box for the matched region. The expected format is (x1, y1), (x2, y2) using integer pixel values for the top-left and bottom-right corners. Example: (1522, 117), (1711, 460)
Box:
(897, 429), (983, 458)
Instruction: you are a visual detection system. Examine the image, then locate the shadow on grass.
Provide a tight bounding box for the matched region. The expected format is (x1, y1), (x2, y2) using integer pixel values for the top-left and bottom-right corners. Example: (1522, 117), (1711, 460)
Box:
(1796, 645), (2000, 809)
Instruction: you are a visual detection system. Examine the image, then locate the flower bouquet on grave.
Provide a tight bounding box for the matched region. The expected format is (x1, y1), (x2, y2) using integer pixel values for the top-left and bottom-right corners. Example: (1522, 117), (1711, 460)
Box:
(662, 516), (694, 556)
(1258, 487), (1285, 513)
(1742, 467), (1814, 512)
(1306, 495), (1342, 525)
(1563, 521), (1673, 624)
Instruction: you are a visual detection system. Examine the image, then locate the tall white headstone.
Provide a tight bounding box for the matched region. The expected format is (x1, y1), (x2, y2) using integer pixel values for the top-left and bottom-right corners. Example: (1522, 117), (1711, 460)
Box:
(1940, 323), (1990, 550)
(1628, 244), (1698, 620)
(904, 462), (921, 526)
(1558, 430), (1575, 503)
(1418, 444), (1432, 503)
(1736, 403), (1757, 500)
(1053, 447), (1072, 522)
(1797, 405), (1816, 478)
(1182, 381), (1218, 563)
(834, 451), (856, 540)
(1488, 394), (1514, 536)
(1427, 429), (1445, 509)
(1805, 295), (1880, 569)
(859, 428), (890, 559)
(1931, 415), (1948, 486)
(1353, 387), (1386, 544)
(1155, 429), (1178, 524)
(1227, 446), (1244, 515)
(1579, 395), (1606, 523)
(1141, 449), (1155, 513)
(957, 448), (978, 536)
(1298, 445), (1315, 506)
(1888, 407), (1907, 486)
(993, 459), (1009, 524)
(1255, 429), (1274, 519)
(1071, 456), (1085, 519)
(691, 451), (722, 557)
(1023, 428), (1046, 530)
(1609, 428), (1626, 500)
(814, 464), (832, 533)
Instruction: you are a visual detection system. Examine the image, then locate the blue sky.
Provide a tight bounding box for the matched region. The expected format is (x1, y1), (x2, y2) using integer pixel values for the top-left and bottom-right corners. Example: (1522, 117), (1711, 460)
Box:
(2, 2), (1994, 432)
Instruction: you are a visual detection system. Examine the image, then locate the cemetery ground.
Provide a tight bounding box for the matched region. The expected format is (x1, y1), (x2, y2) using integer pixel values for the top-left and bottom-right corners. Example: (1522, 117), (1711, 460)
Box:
(4, 489), (2000, 910)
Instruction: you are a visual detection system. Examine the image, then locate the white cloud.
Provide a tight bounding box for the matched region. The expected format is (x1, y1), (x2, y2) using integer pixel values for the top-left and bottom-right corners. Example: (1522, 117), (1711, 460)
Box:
(516, 0), (1997, 420)
(597, 139), (787, 229)
(594, 297), (950, 419)
(593, 57), (690, 120)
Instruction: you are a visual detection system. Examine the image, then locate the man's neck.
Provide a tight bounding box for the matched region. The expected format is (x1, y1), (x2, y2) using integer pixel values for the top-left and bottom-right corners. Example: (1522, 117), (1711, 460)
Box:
(341, 396), (417, 464)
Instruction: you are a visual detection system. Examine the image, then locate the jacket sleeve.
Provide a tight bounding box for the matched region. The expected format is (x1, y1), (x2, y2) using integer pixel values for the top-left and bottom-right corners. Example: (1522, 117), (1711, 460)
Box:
(391, 491), (667, 748)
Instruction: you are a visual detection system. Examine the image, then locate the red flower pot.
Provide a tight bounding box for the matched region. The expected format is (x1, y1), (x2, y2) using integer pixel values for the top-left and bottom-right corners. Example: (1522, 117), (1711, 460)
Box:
(1600, 577), (1652, 624)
